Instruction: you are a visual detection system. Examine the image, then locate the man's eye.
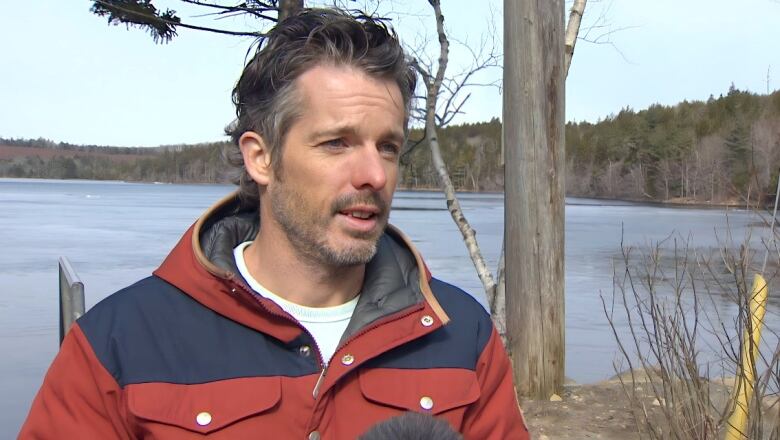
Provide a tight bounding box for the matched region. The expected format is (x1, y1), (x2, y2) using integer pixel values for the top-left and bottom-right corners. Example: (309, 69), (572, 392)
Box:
(322, 138), (346, 149)
(379, 143), (400, 157)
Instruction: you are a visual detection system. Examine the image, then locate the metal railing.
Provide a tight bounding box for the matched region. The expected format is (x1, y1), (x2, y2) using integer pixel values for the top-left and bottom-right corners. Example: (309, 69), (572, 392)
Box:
(58, 257), (85, 345)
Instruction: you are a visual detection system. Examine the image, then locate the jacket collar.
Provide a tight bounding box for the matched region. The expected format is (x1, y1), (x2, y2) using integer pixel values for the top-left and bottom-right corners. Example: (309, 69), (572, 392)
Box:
(154, 192), (449, 344)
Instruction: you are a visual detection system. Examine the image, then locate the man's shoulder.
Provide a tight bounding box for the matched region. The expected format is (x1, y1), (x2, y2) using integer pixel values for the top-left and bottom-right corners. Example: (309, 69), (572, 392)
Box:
(72, 276), (195, 383)
(74, 275), (275, 387)
(76, 275), (207, 357)
(427, 277), (495, 353)
(78, 276), (189, 326)
(366, 277), (495, 371)
(427, 277), (491, 322)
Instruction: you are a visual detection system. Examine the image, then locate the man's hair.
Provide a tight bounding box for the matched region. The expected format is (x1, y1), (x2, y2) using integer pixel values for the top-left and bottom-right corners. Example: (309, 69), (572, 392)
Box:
(358, 412), (463, 440)
(224, 8), (417, 209)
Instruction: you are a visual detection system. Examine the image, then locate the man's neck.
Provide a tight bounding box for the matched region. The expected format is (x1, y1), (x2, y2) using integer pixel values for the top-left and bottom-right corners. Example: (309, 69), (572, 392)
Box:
(242, 231), (365, 308)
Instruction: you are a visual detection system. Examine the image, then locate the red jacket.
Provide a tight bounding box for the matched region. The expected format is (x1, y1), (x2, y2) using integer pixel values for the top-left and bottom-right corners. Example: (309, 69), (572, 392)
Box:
(20, 194), (528, 439)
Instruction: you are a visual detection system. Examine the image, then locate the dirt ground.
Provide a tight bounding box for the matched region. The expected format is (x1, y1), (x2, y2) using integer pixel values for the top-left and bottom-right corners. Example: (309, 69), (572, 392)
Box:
(522, 379), (643, 439)
(520, 372), (738, 439)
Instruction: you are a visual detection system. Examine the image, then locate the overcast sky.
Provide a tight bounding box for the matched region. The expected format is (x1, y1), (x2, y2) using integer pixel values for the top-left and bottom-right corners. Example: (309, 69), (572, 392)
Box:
(1, 0), (778, 147)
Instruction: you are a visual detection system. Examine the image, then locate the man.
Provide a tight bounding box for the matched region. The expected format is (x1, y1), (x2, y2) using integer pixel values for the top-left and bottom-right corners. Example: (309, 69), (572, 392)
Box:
(21, 9), (528, 439)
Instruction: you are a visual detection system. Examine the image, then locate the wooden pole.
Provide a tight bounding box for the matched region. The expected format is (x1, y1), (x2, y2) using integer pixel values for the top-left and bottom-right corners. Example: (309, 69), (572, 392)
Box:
(279, 0), (303, 21)
(503, 0), (566, 399)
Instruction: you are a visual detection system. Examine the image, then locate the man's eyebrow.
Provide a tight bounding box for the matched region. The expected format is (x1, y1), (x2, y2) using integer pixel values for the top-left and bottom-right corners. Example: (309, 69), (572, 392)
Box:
(309, 125), (405, 143)
(309, 125), (358, 140)
(385, 130), (406, 143)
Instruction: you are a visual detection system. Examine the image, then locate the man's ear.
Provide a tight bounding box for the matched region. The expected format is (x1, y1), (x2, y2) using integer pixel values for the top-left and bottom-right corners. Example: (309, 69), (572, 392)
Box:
(239, 131), (274, 186)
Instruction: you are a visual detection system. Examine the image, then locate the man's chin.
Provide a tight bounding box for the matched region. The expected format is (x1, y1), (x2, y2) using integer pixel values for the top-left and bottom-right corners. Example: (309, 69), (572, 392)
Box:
(322, 247), (377, 267)
(323, 235), (382, 266)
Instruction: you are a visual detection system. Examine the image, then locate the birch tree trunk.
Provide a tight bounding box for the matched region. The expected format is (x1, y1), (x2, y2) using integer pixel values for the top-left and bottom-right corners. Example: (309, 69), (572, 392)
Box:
(421, 0), (498, 302)
(564, 0), (587, 75)
(492, 245), (507, 340)
(504, 0), (566, 399)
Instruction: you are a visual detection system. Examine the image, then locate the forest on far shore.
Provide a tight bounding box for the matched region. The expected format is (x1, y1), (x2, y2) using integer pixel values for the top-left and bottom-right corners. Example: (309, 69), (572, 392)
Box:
(2, 86), (779, 204)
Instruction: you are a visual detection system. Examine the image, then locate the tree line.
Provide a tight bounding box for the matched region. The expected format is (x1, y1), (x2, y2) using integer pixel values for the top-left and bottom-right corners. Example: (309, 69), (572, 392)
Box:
(0, 141), (225, 183)
(3, 86), (779, 202)
(567, 85), (780, 204)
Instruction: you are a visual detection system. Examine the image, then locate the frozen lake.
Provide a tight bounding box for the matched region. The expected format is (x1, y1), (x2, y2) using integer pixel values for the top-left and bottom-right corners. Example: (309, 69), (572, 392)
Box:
(1, 178), (777, 434)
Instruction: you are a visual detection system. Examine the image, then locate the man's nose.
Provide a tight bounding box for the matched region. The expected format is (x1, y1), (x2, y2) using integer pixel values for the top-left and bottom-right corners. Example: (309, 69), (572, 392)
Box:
(351, 145), (388, 191)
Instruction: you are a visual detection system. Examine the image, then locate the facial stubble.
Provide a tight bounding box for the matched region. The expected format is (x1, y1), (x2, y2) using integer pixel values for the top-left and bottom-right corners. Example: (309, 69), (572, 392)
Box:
(269, 179), (389, 268)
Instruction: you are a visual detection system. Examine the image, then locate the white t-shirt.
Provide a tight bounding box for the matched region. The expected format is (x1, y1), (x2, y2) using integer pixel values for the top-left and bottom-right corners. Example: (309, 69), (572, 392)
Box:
(233, 241), (359, 365)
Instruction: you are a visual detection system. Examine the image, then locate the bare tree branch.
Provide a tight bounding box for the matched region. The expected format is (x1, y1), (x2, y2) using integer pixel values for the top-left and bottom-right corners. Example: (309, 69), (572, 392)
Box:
(181, 0), (279, 20)
(399, 135), (426, 165)
(576, 0), (636, 64)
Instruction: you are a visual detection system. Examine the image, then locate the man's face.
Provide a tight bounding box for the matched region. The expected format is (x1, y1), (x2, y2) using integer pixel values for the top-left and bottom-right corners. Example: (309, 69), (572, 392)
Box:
(266, 64), (405, 267)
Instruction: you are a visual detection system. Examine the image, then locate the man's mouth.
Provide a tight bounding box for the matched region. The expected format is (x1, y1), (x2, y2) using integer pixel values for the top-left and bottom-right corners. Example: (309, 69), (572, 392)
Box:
(332, 193), (388, 233)
(340, 209), (377, 220)
(336, 204), (384, 234)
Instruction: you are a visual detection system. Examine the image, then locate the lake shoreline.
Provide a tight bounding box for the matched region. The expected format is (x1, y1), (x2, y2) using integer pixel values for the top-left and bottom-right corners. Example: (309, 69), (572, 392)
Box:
(1, 177), (763, 210)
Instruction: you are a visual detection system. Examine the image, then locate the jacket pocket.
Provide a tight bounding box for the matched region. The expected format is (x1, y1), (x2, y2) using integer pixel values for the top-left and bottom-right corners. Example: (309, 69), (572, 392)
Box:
(127, 376), (281, 435)
(359, 367), (480, 415)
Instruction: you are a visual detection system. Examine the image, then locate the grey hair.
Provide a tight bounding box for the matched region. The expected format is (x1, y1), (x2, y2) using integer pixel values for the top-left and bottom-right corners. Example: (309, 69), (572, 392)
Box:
(224, 8), (417, 209)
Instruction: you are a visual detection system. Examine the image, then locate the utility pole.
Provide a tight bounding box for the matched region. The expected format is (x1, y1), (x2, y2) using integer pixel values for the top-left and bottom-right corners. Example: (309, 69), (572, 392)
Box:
(503, 0), (566, 399)
(279, 0), (303, 21)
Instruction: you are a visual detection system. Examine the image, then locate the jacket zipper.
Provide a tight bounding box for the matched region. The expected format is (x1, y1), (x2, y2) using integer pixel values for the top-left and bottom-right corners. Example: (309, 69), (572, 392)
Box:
(312, 305), (423, 400)
(312, 366), (328, 399)
(226, 275), (329, 397)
